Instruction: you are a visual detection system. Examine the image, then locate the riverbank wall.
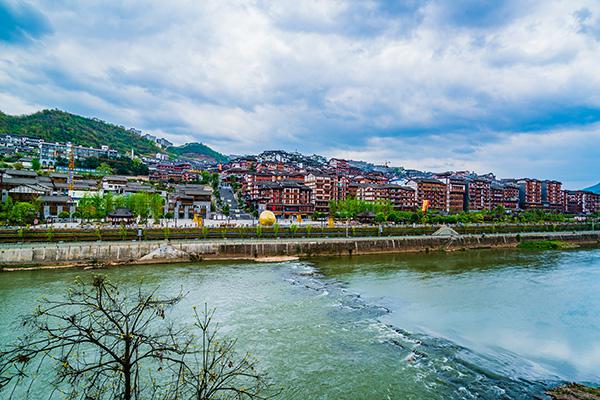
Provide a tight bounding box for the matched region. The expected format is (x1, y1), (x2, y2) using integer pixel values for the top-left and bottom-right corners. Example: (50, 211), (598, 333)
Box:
(2, 231), (599, 270)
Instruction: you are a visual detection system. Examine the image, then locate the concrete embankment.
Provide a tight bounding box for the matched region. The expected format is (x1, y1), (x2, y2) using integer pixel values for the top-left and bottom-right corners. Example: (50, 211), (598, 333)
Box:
(1, 231), (599, 270)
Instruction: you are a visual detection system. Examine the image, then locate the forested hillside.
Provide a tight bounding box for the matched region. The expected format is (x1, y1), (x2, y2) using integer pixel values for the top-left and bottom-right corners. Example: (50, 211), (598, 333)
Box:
(0, 109), (158, 155)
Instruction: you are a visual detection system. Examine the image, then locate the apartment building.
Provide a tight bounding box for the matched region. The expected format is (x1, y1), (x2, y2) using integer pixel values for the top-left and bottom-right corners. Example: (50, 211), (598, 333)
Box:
(405, 178), (447, 211)
(517, 178), (543, 209)
(542, 180), (563, 210)
(467, 178), (491, 211)
(436, 176), (466, 213)
(563, 190), (600, 214)
(305, 172), (334, 214)
(39, 141), (119, 167)
(490, 183), (520, 210)
(254, 180), (313, 217)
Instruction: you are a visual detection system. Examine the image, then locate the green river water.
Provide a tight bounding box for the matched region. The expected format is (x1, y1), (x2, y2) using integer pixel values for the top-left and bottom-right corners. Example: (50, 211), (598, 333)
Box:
(1, 248), (599, 399)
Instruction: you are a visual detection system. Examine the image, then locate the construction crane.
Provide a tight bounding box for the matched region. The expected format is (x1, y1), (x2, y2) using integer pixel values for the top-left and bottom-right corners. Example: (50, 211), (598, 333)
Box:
(68, 143), (75, 192)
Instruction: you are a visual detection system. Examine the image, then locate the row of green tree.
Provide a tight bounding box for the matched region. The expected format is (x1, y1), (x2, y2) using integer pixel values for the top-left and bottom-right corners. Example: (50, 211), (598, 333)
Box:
(77, 192), (164, 221)
(329, 199), (576, 224)
(0, 192), (165, 225)
(0, 197), (39, 225)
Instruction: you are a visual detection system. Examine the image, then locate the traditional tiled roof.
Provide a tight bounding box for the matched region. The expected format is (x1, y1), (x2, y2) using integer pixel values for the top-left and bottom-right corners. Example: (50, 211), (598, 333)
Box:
(38, 195), (71, 203)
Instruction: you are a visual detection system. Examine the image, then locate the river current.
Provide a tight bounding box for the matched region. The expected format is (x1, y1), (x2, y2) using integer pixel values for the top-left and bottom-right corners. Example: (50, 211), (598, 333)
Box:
(1, 248), (599, 399)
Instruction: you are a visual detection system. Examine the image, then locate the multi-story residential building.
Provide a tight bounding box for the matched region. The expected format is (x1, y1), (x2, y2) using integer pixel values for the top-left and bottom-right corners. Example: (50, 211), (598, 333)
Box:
(563, 190), (600, 214)
(405, 178), (447, 211)
(355, 183), (383, 202)
(490, 183), (520, 210)
(254, 180), (313, 218)
(0, 135), (43, 154)
(346, 182), (359, 200)
(517, 178), (543, 209)
(436, 176), (466, 213)
(331, 175), (350, 202)
(149, 162), (193, 182)
(467, 178), (491, 211)
(542, 180), (563, 210)
(354, 173), (388, 185)
(305, 173), (334, 215)
(328, 158), (350, 175)
(382, 184), (416, 210)
(39, 141), (119, 167)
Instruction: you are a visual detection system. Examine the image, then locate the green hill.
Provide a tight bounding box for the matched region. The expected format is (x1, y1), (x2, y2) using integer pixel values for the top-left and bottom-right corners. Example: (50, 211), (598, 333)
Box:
(584, 182), (600, 194)
(0, 109), (159, 156)
(169, 142), (228, 163)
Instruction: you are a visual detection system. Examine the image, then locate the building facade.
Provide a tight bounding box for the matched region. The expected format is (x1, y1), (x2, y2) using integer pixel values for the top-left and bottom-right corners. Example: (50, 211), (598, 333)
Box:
(406, 179), (447, 211)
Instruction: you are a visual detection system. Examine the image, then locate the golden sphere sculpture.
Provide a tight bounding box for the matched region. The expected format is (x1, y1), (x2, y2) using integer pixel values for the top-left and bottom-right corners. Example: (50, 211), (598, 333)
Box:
(258, 210), (276, 226)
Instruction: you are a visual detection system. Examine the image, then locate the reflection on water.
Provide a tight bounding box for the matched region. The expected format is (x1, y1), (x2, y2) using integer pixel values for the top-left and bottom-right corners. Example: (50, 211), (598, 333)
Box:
(1, 248), (599, 399)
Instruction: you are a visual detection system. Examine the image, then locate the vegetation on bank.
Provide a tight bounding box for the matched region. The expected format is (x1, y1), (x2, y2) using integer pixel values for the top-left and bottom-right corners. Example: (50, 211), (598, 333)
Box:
(77, 192), (164, 221)
(0, 192), (164, 225)
(0, 222), (597, 244)
(329, 199), (585, 224)
(0, 197), (39, 225)
(547, 383), (600, 400)
(517, 240), (578, 250)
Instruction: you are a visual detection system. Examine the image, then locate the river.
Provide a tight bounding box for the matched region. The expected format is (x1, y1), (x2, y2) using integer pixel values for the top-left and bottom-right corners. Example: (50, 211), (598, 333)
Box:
(1, 248), (599, 399)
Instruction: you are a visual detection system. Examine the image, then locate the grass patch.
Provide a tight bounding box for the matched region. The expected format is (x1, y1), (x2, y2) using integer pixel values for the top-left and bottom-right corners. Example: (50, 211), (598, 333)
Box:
(547, 383), (600, 399)
(517, 240), (577, 250)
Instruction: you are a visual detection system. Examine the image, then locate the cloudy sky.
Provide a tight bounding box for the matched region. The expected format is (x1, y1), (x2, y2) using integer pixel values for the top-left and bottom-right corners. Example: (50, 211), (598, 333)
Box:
(1, 0), (599, 188)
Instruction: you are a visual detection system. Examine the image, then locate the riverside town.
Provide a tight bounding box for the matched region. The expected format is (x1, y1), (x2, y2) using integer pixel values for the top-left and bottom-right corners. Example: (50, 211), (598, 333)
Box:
(1, 1), (600, 399)
(1, 133), (598, 227)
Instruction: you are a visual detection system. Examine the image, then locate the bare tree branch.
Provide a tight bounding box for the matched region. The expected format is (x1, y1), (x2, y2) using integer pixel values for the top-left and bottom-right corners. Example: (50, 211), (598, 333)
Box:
(0, 275), (277, 400)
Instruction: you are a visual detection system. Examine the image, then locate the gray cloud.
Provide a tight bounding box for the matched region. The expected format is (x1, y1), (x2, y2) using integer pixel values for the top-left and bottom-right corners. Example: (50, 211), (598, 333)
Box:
(0, 0), (599, 187)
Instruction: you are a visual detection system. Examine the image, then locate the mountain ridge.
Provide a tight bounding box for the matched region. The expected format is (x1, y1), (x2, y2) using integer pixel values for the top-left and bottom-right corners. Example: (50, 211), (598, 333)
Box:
(584, 182), (600, 194)
(169, 142), (228, 163)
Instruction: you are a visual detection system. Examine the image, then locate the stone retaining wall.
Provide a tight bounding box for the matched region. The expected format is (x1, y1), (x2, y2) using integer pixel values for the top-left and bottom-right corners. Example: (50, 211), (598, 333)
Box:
(1, 232), (599, 268)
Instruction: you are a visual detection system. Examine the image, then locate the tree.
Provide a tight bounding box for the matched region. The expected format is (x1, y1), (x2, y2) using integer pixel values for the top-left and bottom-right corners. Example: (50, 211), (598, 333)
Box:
(0, 197), (13, 221)
(222, 203), (230, 217)
(31, 158), (41, 171)
(175, 305), (272, 399)
(9, 202), (37, 225)
(96, 162), (113, 176)
(0, 275), (274, 400)
(148, 193), (164, 223)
